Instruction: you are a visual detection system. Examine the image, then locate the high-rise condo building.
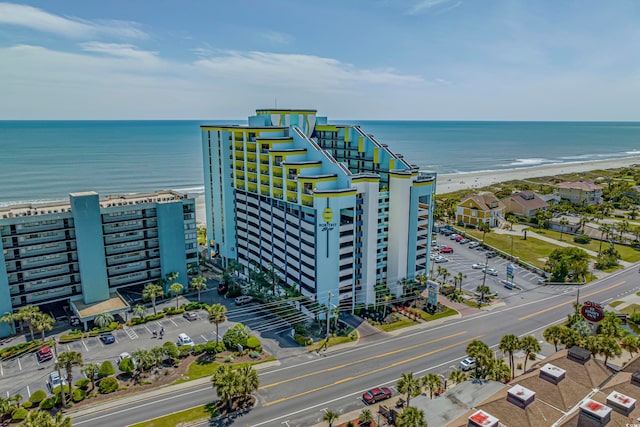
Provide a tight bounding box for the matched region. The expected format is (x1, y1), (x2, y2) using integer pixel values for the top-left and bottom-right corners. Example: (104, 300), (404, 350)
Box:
(0, 191), (197, 337)
(201, 109), (436, 310)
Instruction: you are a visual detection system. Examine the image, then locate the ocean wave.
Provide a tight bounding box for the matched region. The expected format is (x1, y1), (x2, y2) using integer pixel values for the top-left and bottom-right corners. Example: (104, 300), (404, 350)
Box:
(0, 197), (68, 208)
(171, 186), (205, 195)
(504, 158), (553, 167)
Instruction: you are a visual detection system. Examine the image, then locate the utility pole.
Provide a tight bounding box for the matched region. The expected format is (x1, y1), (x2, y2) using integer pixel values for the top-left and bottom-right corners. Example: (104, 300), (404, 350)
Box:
(326, 291), (333, 338)
(52, 337), (66, 407)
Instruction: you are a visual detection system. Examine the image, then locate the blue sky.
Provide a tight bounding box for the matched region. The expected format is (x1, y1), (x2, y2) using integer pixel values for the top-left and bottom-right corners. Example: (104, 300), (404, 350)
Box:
(0, 0), (638, 120)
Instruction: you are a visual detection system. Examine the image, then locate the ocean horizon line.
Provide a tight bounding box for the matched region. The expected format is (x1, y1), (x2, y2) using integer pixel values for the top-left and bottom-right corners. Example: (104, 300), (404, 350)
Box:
(2, 119), (640, 124)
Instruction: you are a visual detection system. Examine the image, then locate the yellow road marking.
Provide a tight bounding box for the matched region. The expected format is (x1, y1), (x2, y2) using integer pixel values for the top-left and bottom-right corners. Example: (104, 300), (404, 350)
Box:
(261, 331), (467, 389)
(518, 281), (625, 320)
(262, 334), (484, 407)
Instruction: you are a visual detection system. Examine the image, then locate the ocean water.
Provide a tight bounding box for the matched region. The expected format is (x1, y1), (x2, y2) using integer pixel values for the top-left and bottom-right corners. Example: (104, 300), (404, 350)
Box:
(1, 120), (640, 206)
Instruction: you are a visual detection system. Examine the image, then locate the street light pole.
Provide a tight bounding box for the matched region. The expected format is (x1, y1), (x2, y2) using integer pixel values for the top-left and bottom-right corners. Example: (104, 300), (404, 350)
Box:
(510, 235), (514, 261)
(326, 291), (333, 339)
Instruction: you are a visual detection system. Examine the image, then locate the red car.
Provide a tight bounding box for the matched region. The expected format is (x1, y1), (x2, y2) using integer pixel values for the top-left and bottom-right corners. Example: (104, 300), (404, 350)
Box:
(363, 387), (392, 404)
(439, 246), (454, 253)
(455, 235), (464, 242)
(36, 346), (54, 363)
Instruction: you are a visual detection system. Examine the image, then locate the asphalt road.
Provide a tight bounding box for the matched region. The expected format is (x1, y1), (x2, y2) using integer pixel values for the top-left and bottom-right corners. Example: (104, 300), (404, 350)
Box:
(68, 266), (640, 427)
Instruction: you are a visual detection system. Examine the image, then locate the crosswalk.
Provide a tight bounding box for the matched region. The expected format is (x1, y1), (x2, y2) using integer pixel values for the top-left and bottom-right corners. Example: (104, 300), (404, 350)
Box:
(123, 325), (138, 340)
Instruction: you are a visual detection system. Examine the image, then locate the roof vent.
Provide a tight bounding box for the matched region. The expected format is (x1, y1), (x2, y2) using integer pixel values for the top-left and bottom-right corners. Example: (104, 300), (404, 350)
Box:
(579, 399), (611, 426)
(606, 391), (636, 416)
(467, 410), (498, 427)
(632, 371), (640, 387)
(540, 363), (566, 384)
(567, 346), (591, 364)
(507, 384), (535, 408)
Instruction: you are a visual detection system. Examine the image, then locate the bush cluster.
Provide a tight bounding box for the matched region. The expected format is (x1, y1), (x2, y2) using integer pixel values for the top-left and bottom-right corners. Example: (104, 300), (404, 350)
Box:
(21, 401), (32, 409)
(75, 378), (91, 390)
(0, 340), (44, 359)
(573, 235), (591, 244)
(11, 408), (28, 422)
(183, 302), (208, 311)
(98, 377), (119, 394)
(73, 388), (86, 402)
(129, 312), (165, 325)
(39, 397), (55, 410)
(29, 389), (47, 405)
(163, 307), (185, 315)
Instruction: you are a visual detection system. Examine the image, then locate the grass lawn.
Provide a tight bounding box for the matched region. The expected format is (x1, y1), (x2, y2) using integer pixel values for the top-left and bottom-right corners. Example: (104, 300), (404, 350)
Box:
(466, 230), (563, 269)
(416, 306), (458, 321)
(620, 304), (640, 315)
(307, 332), (359, 352)
(186, 356), (276, 381)
(129, 402), (218, 427)
(377, 317), (418, 332)
(609, 300), (624, 308)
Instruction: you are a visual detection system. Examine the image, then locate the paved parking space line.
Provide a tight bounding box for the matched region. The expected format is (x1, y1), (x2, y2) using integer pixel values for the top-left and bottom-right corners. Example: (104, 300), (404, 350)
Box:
(169, 318), (178, 327)
(0, 361), (3, 376)
(143, 324), (152, 335)
(26, 385), (30, 398)
(82, 340), (89, 351)
(200, 334), (208, 343)
(17, 358), (22, 371)
(66, 344), (71, 352)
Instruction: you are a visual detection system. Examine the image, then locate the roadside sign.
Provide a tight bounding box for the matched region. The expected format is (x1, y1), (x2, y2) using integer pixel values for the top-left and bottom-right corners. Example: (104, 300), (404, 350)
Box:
(581, 301), (605, 323)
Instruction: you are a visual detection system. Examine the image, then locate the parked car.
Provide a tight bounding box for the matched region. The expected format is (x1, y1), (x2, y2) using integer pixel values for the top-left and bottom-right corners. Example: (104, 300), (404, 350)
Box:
(441, 229), (453, 236)
(429, 253), (437, 260)
(486, 251), (498, 258)
(439, 246), (454, 253)
(472, 263), (486, 270)
(434, 256), (449, 263)
(450, 234), (460, 240)
(117, 352), (132, 364)
(177, 333), (195, 347)
(468, 241), (480, 249)
(183, 311), (198, 321)
(36, 346), (54, 363)
(362, 387), (392, 404)
(47, 371), (67, 392)
(459, 238), (470, 244)
(459, 357), (476, 371)
(455, 235), (465, 242)
(484, 267), (499, 276)
(234, 295), (253, 306)
(99, 333), (115, 344)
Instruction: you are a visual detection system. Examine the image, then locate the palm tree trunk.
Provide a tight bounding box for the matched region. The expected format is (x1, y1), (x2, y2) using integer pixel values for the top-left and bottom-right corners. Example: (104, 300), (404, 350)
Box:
(197, 290), (201, 302)
(215, 323), (219, 343)
(152, 299), (157, 316)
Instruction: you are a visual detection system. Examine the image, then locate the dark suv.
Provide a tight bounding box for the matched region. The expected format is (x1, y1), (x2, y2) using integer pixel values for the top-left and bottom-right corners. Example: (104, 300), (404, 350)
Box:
(486, 251), (498, 258)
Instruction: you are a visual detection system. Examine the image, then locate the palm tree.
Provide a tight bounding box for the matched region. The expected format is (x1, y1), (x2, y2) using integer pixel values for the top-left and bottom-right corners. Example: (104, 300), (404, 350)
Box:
(17, 409), (71, 427)
(56, 350), (83, 406)
(382, 294), (394, 319)
(442, 269), (451, 285)
(211, 364), (240, 411)
(2, 305), (41, 340)
(396, 406), (427, 427)
(478, 221), (491, 244)
(599, 311), (624, 339)
(169, 282), (184, 309)
(207, 304), (227, 344)
(455, 272), (466, 292)
(132, 304), (146, 319)
(466, 340), (492, 379)
(397, 372), (421, 406)
(621, 335), (639, 359)
(499, 334), (521, 379)
(485, 358), (511, 383)
(32, 311), (54, 341)
(359, 409), (373, 427)
(476, 285), (490, 306)
(94, 312), (114, 328)
(82, 362), (100, 391)
(559, 326), (580, 349)
(237, 364), (259, 403)
(581, 335), (601, 358)
(542, 325), (564, 352)
(558, 218), (569, 241)
(142, 283), (164, 316)
(421, 373), (442, 399)
(322, 410), (339, 427)
(519, 335), (541, 373)
(448, 369), (468, 386)
(190, 276), (208, 302)
(597, 336), (622, 365)
(0, 395), (20, 425)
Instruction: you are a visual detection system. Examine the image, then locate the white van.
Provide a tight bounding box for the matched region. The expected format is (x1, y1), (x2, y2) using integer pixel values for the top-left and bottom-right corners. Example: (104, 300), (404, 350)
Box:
(177, 333), (194, 347)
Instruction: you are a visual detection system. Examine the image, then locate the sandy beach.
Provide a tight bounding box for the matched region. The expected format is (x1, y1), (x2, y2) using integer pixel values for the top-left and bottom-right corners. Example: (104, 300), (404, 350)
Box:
(193, 157), (640, 225)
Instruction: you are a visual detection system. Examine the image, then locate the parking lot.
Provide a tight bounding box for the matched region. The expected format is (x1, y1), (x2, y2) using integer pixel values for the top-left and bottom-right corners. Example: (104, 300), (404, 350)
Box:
(0, 283), (300, 400)
(432, 231), (546, 298)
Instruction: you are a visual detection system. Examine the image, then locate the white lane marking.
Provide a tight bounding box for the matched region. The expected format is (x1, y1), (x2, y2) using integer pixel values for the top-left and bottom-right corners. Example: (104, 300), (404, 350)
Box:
(169, 318), (178, 327)
(82, 340), (89, 352)
(26, 385), (31, 397)
(17, 357), (22, 371)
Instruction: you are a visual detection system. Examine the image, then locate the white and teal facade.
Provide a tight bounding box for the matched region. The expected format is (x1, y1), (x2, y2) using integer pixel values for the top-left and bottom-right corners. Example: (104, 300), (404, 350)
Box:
(0, 190), (197, 337)
(202, 109), (436, 310)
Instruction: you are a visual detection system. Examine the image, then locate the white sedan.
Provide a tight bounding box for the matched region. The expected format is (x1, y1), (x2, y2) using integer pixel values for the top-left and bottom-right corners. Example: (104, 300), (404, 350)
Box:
(468, 242), (480, 248)
(434, 256), (449, 263)
(484, 267), (499, 276)
(472, 263), (486, 270)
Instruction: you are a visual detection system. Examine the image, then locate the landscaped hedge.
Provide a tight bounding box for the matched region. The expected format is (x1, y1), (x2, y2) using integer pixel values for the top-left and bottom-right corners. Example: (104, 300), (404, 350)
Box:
(11, 408), (27, 422)
(21, 401), (32, 409)
(128, 313), (165, 325)
(574, 235), (591, 244)
(163, 307), (185, 315)
(183, 302), (208, 311)
(29, 389), (47, 404)
(75, 378), (91, 390)
(98, 377), (119, 394)
(59, 323), (122, 343)
(246, 335), (262, 352)
(0, 340), (46, 360)
(73, 388), (86, 402)
(39, 397), (56, 410)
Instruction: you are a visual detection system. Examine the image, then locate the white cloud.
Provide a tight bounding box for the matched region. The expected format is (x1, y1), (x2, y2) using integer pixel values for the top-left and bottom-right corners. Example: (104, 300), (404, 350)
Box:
(261, 31), (295, 45)
(81, 42), (160, 63)
(0, 2), (148, 39)
(408, 0), (458, 15)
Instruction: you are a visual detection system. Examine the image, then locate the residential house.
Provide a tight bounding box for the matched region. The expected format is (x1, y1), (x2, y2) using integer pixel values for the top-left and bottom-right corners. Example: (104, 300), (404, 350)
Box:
(501, 191), (549, 218)
(557, 180), (603, 205)
(455, 193), (505, 228)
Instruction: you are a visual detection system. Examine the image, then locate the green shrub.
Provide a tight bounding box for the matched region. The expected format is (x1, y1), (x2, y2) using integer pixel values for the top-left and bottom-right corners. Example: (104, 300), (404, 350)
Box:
(183, 302), (208, 311)
(191, 344), (205, 356)
(39, 397), (56, 410)
(178, 345), (193, 357)
(52, 384), (70, 395)
(204, 342), (219, 355)
(165, 307), (185, 315)
(224, 356), (234, 363)
(98, 360), (116, 379)
(98, 377), (119, 394)
(223, 324), (249, 350)
(21, 401), (32, 409)
(630, 312), (640, 324)
(118, 357), (135, 374)
(108, 321), (119, 330)
(163, 341), (179, 359)
(29, 389), (47, 404)
(73, 388), (86, 402)
(143, 313), (165, 322)
(574, 235), (591, 244)
(246, 335), (262, 351)
(11, 408), (28, 422)
(249, 351), (260, 359)
(293, 334), (308, 346)
(75, 377), (91, 390)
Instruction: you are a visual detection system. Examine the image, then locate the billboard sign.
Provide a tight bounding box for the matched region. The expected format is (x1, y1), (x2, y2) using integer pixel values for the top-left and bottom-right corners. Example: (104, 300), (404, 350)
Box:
(581, 301), (605, 323)
(427, 280), (439, 307)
